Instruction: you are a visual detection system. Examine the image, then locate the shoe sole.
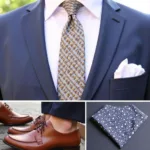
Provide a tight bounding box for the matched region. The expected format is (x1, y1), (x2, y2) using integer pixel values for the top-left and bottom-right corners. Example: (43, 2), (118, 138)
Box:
(1, 120), (33, 126)
(3, 140), (80, 150)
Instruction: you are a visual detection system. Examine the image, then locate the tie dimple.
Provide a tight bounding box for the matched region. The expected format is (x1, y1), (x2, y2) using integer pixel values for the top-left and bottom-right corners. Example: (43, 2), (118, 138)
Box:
(61, 0), (83, 16)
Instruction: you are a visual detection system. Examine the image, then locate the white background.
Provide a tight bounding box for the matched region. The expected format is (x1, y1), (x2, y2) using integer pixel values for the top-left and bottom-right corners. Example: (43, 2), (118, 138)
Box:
(114, 0), (150, 14)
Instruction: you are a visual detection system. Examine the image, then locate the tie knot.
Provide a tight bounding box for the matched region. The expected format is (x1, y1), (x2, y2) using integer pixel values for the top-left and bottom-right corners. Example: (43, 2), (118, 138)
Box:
(61, 0), (83, 16)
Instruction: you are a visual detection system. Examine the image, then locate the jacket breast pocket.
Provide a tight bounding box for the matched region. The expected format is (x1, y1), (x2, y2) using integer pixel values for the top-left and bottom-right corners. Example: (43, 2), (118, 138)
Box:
(109, 73), (148, 100)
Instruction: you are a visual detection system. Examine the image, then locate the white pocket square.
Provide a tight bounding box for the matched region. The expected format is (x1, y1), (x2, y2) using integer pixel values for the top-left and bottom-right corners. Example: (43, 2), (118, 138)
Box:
(114, 58), (145, 79)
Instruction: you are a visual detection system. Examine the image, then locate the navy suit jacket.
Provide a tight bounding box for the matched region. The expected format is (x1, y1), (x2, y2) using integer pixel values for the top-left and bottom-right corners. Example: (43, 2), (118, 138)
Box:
(0, 0), (150, 100)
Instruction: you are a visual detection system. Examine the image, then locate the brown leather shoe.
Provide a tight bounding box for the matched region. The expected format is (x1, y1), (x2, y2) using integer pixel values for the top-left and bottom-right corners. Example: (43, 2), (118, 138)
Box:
(8, 115), (45, 135)
(4, 120), (81, 150)
(0, 103), (33, 126)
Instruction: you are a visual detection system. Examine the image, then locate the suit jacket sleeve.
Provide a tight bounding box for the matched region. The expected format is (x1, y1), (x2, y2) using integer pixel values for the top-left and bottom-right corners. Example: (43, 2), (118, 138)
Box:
(0, 14), (5, 100)
(145, 15), (150, 100)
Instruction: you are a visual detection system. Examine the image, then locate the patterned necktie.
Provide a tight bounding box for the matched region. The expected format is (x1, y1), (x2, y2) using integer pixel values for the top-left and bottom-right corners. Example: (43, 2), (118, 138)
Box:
(57, 0), (85, 100)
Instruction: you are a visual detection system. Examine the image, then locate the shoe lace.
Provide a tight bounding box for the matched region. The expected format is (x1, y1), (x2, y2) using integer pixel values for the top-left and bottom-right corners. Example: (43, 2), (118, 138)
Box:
(4, 103), (12, 111)
(33, 116), (45, 126)
(36, 118), (47, 134)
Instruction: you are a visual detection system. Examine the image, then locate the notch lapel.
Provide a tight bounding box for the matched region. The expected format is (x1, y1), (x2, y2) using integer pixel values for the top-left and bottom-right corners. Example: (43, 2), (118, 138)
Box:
(21, 1), (59, 100)
(81, 0), (126, 100)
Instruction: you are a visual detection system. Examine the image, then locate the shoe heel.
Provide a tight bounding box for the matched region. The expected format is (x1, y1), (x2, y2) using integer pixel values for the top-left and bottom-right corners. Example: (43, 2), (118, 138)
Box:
(63, 146), (80, 150)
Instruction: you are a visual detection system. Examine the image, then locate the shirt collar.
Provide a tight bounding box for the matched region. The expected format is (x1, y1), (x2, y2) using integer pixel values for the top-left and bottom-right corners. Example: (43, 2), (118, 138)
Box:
(44, 0), (103, 21)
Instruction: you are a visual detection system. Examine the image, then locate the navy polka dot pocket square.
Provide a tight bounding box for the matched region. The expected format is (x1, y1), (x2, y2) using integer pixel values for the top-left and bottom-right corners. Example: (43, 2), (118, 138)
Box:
(91, 105), (148, 148)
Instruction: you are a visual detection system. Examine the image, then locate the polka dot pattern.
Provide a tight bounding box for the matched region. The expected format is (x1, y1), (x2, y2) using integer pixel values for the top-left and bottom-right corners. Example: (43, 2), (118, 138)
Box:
(92, 105), (148, 148)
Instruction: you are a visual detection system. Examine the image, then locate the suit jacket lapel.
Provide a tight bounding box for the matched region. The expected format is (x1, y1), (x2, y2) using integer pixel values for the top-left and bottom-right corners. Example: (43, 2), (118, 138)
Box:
(21, 0), (125, 100)
(21, 0), (59, 100)
(81, 0), (126, 100)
